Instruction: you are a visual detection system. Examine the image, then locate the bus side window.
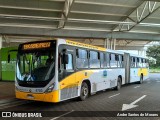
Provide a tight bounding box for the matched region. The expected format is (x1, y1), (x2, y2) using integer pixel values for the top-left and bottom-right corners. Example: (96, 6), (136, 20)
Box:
(131, 57), (136, 68)
(141, 58), (145, 67)
(117, 55), (122, 68)
(100, 52), (105, 68)
(137, 58), (139, 68)
(116, 54), (120, 68)
(76, 49), (88, 68)
(110, 54), (117, 68)
(66, 54), (73, 70)
(142, 59), (145, 67)
(106, 53), (110, 68)
(139, 58), (142, 68)
(121, 55), (124, 68)
(89, 51), (100, 68)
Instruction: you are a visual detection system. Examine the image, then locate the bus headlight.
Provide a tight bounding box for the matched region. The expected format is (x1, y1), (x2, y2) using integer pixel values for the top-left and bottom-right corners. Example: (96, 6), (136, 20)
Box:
(45, 83), (55, 93)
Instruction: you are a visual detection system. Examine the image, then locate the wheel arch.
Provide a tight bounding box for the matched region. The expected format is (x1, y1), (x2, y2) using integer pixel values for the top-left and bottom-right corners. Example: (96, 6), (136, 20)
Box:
(118, 75), (122, 83)
(141, 73), (144, 79)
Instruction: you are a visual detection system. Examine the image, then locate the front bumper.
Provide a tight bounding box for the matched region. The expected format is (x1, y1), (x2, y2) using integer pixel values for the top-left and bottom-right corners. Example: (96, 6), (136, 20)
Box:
(15, 90), (59, 103)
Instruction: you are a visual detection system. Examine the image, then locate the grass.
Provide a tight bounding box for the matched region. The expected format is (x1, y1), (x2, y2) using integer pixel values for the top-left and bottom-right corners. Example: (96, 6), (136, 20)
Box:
(149, 68), (160, 73)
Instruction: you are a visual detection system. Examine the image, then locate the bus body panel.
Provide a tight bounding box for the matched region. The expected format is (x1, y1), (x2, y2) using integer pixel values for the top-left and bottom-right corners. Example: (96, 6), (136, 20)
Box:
(130, 68), (149, 83)
(59, 68), (125, 101)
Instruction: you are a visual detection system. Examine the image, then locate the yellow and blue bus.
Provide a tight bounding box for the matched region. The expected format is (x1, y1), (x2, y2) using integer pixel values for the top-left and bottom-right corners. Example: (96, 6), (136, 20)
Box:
(12, 39), (149, 102)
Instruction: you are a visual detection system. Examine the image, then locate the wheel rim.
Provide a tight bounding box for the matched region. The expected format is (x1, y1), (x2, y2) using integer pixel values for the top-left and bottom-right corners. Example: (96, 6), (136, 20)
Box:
(117, 80), (121, 89)
(140, 77), (143, 83)
(118, 81), (120, 89)
(82, 86), (88, 97)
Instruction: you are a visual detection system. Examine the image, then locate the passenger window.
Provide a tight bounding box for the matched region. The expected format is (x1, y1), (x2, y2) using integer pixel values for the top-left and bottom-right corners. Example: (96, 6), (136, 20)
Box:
(142, 59), (145, 67)
(121, 55), (124, 67)
(136, 58), (140, 68)
(66, 54), (73, 70)
(117, 55), (122, 68)
(76, 49), (88, 68)
(131, 57), (136, 68)
(139, 58), (143, 68)
(89, 51), (100, 68)
(106, 53), (110, 68)
(115, 54), (120, 68)
(110, 54), (117, 67)
(100, 53), (105, 68)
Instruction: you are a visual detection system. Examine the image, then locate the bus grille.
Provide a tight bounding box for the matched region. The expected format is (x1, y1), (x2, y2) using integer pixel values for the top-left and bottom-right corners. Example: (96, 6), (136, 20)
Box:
(60, 86), (78, 100)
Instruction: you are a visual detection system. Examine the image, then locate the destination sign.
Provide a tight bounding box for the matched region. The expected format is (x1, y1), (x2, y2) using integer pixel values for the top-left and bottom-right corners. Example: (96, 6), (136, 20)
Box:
(23, 42), (51, 50)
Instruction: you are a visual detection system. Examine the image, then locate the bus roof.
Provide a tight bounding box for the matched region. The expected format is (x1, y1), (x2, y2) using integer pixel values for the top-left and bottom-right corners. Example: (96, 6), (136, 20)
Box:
(66, 40), (107, 52)
(19, 39), (147, 59)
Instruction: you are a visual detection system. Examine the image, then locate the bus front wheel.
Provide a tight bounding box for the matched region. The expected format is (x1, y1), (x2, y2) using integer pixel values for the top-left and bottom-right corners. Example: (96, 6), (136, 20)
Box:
(79, 82), (89, 101)
(115, 77), (122, 90)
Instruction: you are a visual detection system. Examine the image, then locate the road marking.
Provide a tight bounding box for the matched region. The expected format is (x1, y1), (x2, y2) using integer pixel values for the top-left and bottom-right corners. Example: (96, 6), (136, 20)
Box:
(147, 82), (151, 84)
(0, 100), (33, 110)
(134, 86), (140, 88)
(122, 95), (147, 111)
(50, 110), (74, 120)
(156, 79), (158, 80)
(108, 93), (120, 98)
(156, 81), (160, 83)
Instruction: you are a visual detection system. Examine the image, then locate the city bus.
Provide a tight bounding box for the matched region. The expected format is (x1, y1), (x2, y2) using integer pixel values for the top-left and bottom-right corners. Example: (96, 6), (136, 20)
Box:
(9, 39), (149, 102)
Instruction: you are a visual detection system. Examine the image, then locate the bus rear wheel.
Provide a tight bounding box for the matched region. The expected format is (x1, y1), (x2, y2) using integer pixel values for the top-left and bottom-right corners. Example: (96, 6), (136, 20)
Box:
(139, 75), (143, 84)
(79, 82), (89, 101)
(115, 77), (121, 90)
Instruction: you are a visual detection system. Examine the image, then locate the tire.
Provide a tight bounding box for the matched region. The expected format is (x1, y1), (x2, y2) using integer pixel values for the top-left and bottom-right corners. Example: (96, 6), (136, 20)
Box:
(139, 75), (143, 84)
(115, 77), (122, 90)
(79, 82), (89, 101)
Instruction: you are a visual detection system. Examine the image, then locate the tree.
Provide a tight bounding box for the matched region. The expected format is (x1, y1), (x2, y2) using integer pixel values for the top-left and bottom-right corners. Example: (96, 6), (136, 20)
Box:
(146, 45), (160, 67)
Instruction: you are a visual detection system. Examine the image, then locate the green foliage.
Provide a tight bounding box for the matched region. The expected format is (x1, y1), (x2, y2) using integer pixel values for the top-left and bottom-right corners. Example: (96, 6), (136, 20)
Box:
(146, 45), (160, 68)
(149, 67), (160, 73)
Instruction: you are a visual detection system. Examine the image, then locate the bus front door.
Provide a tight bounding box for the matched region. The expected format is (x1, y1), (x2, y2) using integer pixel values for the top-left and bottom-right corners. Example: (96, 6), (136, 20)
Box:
(59, 49), (77, 101)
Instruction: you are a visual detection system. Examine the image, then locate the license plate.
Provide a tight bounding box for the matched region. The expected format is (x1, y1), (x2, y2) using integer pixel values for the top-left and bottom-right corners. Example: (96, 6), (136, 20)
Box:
(27, 94), (34, 99)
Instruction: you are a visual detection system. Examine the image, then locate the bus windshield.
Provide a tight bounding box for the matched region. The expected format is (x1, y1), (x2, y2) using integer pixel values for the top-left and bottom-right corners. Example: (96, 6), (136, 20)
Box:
(16, 41), (56, 87)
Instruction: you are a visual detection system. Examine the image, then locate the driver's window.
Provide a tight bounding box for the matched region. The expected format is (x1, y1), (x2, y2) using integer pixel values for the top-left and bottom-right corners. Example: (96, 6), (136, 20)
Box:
(66, 54), (73, 70)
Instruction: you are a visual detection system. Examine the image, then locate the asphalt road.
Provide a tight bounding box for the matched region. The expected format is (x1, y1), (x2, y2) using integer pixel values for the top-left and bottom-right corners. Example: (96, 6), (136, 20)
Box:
(1, 73), (160, 120)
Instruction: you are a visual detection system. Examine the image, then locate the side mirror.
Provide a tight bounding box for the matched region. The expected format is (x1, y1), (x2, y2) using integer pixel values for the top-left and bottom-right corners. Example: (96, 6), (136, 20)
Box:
(8, 54), (11, 63)
(63, 54), (68, 64)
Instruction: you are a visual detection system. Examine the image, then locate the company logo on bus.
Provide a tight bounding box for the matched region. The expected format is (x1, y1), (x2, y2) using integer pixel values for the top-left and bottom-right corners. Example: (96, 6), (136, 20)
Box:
(29, 89), (32, 92)
(23, 42), (51, 50)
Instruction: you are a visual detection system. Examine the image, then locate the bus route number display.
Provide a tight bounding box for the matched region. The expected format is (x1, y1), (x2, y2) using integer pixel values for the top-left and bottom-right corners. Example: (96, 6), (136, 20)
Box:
(23, 42), (51, 50)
